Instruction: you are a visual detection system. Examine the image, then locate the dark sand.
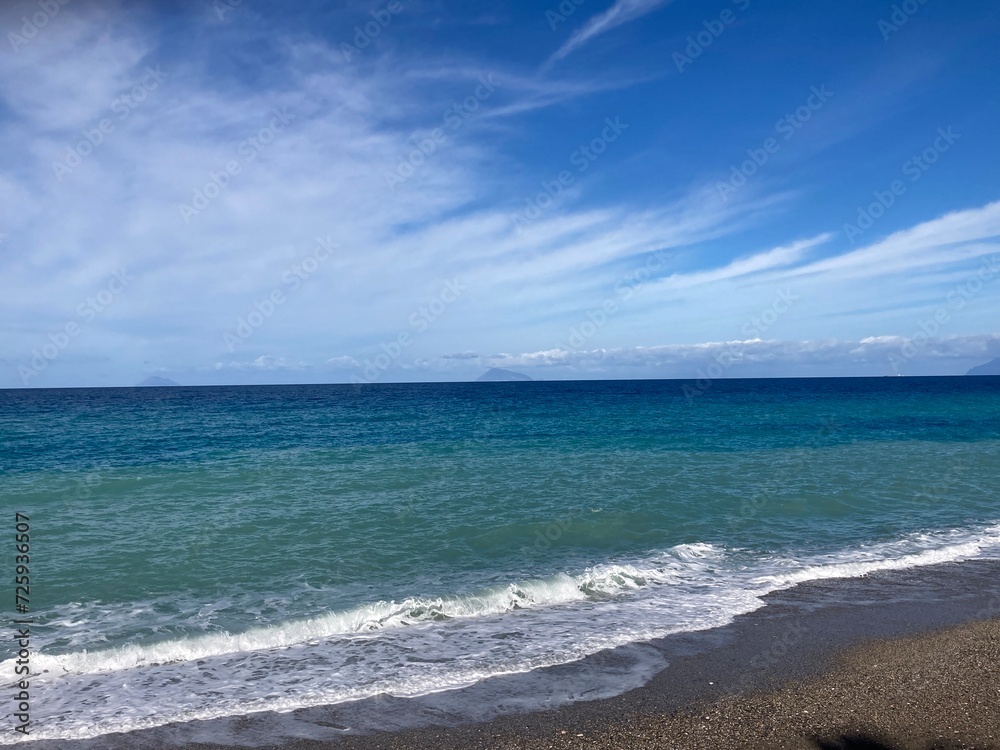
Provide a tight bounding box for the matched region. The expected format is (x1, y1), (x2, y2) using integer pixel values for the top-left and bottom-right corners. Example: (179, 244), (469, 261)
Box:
(318, 618), (1000, 750)
(45, 561), (1000, 750)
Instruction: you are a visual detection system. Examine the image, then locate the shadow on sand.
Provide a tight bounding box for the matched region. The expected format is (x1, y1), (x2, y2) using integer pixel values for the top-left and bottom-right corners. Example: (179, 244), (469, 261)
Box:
(814, 734), (976, 750)
(815, 736), (899, 750)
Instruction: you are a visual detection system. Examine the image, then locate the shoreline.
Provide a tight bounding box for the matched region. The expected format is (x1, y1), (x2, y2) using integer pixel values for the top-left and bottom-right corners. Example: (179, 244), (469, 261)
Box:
(35, 557), (1000, 750)
(323, 617), (1000, 750)
(314, 559), (1000, 750)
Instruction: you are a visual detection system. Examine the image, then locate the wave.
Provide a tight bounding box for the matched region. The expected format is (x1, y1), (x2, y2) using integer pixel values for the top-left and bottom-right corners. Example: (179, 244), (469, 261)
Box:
(15, 543), (722, 679)
(13, 526), (1000, 683)
(753, 524), (1000, 586)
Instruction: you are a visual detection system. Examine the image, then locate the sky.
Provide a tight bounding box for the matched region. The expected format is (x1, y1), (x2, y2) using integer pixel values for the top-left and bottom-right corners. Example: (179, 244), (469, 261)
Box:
(1, 0), (999, 387)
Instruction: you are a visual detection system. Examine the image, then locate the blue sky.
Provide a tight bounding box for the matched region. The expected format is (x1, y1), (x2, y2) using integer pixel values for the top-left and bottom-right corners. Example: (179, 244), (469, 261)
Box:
(1, 0), (999, 387)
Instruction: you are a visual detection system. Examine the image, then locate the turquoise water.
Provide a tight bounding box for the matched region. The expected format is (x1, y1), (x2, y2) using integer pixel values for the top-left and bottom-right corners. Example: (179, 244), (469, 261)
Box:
(2, 377), (999, 742)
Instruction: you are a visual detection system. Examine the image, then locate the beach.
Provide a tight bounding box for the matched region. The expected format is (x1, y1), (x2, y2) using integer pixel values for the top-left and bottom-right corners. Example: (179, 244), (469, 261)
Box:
(322, 618), (1000, 750)
(236, 559), (1000, 750)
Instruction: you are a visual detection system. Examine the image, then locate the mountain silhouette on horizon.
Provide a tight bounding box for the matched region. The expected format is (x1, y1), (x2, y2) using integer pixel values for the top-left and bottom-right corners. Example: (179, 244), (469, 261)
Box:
(476, 368), (532, 382)
(137, 376), (181, 387)
(966, 358), (1000, 376)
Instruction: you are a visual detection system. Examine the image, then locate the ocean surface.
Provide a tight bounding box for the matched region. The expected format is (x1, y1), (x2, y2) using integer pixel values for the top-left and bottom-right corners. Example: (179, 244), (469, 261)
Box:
(2, 377), (999, 745)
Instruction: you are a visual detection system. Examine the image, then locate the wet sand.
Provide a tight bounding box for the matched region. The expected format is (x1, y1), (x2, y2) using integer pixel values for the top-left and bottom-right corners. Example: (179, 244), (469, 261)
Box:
(316, 617), (1000, 750)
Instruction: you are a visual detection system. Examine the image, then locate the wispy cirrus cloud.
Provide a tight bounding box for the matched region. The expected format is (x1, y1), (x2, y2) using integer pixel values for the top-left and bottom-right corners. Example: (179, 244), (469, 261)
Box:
(544, 0), (675, 68)
(658, 234), (833, 291)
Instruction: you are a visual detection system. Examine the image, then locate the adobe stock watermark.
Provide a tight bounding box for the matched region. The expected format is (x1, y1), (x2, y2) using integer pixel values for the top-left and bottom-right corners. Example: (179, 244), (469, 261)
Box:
(178, 107), (294, 223)
(8, 0), (71, 53)
(913, 455), (968, 507)
(223, 235), (337, 352)
(510, 116), (628, 231)
(560, 249), (671, 351)
(843, 126), (959, 243)
(384, 74), (498, 190)
(886, 253), (999, 374)
(673, 0), (751, 73)
(727, 416), (840, 532)
(683, 287), (799, 402)
(741, 288), (798, 338)
(545, 0), (587, 30)
(437, 399), (514, 486)
(52, 66), (167, 182)
(17, 269), (132, 385)
(735, 619), (810, 691)
(717, 85), (833, 202)
(518, 508), (577, 562)
(516, 465), (622, 562)
(213, 0), (243, 21)
(878, 0), (929, 41)
(351, 279), (466, 383)
(63, 469), (104, 502)
(340, 0), (404, 62)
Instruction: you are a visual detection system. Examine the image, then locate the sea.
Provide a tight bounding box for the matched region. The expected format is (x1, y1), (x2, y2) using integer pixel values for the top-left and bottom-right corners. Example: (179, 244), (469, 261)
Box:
(1, 377), (999, 746)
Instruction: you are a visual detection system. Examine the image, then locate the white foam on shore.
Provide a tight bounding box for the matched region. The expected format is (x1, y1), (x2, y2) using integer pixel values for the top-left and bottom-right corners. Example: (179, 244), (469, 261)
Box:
(754, 525), (1000, 586)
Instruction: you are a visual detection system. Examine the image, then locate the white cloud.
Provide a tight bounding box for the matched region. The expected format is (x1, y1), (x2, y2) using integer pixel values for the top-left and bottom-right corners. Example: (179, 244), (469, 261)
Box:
(787, 200), (1000, 281)
(545, 0), (674, 67)
(326, 355), (360, 368)
(658, 234), (832, 290)
(216, 356), (310, 371)
(485, 332), (1000, 376)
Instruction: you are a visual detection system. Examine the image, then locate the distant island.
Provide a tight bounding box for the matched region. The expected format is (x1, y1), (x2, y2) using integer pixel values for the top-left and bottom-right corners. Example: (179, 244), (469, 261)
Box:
(136, 376), (181, 387)
(476, 368), (532, 382)
(966, 358), (1000, 376)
